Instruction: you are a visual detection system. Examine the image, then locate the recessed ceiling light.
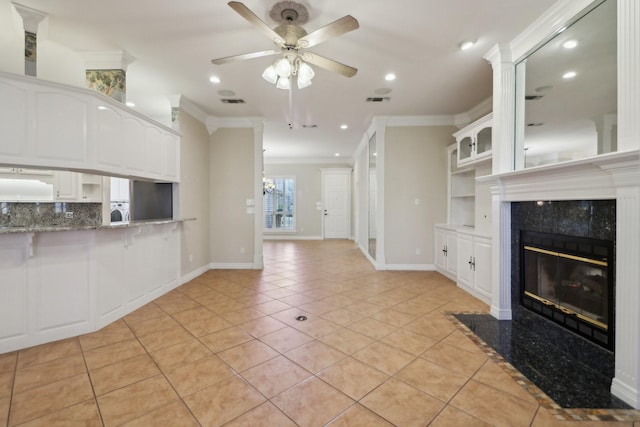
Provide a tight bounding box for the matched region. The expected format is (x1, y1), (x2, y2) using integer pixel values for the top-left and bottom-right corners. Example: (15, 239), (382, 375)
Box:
(340, 124), (348, 130)
(209, 76), (221, 84)
(563, 71), (577, 79)
(384, 73), (396, 81)
(374, 87), (392, 95)
(459, 40), (475, 50)
(563, 39), (578, 49)
(334, 153), (340, 157)
(126, 101), (135, 107)
(218, 89), (236, 97)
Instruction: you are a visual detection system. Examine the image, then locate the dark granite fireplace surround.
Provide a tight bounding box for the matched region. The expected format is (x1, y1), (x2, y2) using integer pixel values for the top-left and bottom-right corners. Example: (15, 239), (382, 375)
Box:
(511, 200), (616, 355)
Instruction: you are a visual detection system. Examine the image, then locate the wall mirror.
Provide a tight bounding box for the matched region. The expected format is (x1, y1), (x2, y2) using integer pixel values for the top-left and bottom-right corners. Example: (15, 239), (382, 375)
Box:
(514, 0), (617, 169)
(368, 133), (377, 260)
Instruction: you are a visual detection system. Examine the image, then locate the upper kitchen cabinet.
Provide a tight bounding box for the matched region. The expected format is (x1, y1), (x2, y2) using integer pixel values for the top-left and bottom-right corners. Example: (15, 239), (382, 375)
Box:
(0, 71), (181, 182)
(454, 113), (492, 167)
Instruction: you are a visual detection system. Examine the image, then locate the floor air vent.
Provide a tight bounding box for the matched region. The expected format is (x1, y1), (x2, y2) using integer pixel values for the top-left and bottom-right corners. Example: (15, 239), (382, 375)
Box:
(221, 99), (245, 104)
(366, 97), (390, 102)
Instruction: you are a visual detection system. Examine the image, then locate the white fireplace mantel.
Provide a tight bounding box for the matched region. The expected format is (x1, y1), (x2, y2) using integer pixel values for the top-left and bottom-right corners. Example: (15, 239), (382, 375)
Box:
(478, 149), (640, 202)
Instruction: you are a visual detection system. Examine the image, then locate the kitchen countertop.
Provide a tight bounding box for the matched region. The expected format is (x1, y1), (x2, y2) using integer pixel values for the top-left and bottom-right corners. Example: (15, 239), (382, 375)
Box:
(0, 218), (196, 234)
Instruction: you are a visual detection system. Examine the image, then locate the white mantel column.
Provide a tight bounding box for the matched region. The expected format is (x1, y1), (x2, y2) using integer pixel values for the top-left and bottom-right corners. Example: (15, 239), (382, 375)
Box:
(610, 0), (640, 409)
(484, 44), (516, 320)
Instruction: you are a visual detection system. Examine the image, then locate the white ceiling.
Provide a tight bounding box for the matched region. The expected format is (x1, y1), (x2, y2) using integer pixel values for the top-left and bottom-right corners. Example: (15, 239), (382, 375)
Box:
(13, 0), (557, 161)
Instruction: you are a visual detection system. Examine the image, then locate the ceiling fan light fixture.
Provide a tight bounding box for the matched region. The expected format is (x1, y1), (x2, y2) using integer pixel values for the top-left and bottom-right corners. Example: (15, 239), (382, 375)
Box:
(297, 76), (312, 89)
(276, 76), (291, 90)
(298, 62), (314, 80)
(262, 65), (278, 84)
(274, 57), (292, 78)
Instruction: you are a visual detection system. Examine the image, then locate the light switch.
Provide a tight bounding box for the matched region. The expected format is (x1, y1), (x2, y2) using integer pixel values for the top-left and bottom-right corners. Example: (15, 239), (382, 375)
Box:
(246, 207), (255, 214)
(246, 198), (255, 206)
(414, 198), (420, 205)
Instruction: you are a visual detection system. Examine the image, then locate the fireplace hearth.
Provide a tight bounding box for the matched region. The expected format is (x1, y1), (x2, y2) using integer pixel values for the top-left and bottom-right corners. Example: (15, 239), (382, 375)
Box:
(521, 230), (614, 349)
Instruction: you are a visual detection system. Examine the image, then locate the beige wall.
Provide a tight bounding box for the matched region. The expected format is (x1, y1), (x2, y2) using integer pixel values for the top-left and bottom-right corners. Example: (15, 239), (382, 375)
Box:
(178, 111), (211, 276)
(263, 163), (351, 238)
(384, 126), (455, 265)
(210, 128), (255, 265)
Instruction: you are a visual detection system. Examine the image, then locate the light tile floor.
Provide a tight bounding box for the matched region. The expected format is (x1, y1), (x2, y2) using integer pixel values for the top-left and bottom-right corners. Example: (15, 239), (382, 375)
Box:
(1, 240), (639, 426)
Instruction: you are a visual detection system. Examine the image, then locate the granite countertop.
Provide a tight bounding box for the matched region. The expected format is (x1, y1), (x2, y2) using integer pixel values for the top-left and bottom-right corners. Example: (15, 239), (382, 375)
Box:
(0, 218), (196, 234)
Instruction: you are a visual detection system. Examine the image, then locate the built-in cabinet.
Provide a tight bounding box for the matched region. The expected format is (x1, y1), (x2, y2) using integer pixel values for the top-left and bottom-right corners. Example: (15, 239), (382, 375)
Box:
(456, 231), (492, 303)
(0, 71), (180, 183)
(435, 113), (493, 304)
(454, 113), (492, 166)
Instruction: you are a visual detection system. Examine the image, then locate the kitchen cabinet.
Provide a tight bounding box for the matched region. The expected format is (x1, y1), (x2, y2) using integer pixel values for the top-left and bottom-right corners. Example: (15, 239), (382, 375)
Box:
(54, 170), (78, 201)
(110, 177), (130, 202)
(80, 173), (103, 202)
(434, 225), (457, 280)
(0, 71), (181, 183)
(456, 231), (492, 304)
(454, 113), (492, 167)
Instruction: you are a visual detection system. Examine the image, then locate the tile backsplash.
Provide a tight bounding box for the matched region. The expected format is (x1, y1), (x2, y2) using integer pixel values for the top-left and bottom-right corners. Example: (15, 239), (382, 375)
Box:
(0, 202), (102, 227)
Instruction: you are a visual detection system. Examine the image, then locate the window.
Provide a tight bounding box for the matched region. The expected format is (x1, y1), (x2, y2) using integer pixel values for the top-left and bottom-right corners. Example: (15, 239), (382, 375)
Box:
(263, 177), (295, 231)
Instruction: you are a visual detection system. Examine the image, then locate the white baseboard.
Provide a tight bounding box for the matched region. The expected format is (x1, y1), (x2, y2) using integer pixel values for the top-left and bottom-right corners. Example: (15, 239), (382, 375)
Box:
(489, 306), (513, 320)
(385, 264), (437, 271)
(263, 235), (323, 240)
(209, 262), (255, 269)
(611, 378), (640, 409)
(181, 264), (210, 284)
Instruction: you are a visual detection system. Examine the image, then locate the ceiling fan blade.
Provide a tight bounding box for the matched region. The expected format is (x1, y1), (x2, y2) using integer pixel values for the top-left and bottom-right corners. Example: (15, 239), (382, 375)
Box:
(211, 49), (280, 65)
(228, 1), (284, 47)
(302, 52), (357, 78)
(297, 15), (359, 49)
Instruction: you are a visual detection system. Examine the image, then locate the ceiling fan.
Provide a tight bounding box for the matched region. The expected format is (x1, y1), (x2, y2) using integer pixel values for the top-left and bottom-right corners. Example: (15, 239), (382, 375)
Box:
(211, 1), (359, 88)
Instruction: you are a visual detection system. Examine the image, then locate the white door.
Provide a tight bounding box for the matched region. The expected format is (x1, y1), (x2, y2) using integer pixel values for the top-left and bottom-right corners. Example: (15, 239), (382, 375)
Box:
(322, 169), (351, 239)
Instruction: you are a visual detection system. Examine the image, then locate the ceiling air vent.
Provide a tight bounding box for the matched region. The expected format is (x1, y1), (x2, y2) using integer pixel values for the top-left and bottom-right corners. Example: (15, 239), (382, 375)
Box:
(366, 97), (390, 103)
(221, 98), (245, 104)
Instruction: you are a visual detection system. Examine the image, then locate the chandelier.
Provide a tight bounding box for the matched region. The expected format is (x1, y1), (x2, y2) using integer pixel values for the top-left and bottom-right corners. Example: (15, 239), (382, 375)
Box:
(262, 54), (315, 90)
(263, 177), (276, 194)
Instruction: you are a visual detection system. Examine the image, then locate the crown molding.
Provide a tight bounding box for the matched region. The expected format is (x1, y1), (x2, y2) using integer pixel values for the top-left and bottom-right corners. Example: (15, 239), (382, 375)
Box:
(82, 50), (136, 71)
(12, 2), (47, 33)
(178, 96), (208, 125)
(264, 157), (354, 166)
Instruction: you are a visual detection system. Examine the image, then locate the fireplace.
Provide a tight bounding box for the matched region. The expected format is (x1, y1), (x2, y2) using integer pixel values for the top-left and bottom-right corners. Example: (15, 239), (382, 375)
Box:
(520, 230), (614, 349)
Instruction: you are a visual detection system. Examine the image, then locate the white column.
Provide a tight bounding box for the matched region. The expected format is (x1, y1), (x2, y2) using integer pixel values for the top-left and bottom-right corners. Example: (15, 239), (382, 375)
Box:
(484, 44), (516, 320)
(610, 0), (640, 408)
(610, 182), (640, 408)
(617, 0), (640, 152)
(12, 3), (47, 77)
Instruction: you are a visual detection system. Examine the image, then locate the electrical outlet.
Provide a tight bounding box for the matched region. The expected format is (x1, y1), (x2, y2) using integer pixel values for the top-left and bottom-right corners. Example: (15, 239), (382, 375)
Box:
(189, 254), (193, 263)
(415, 248), (421, 255)
(65, 212), (73, 219)
(240, 247), (245, 254)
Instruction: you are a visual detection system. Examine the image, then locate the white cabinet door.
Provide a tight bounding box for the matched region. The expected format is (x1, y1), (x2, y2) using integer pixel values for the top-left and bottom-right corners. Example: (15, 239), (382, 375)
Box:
(145, 126), (164, 176)
(0, 80), (28, 159)
(34, 92), (88, 163)
(54, 171), (78, 201)
(31, 232), (93, 340)
(454, 113), (492, 167)
(456, 233), (474, 289)
(95, 105), (124, 170)
(473, 236), (492, 299)
(163, 133), (180, 181)
(434, 227), (447, 271)
(123, 117), (147, 173)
